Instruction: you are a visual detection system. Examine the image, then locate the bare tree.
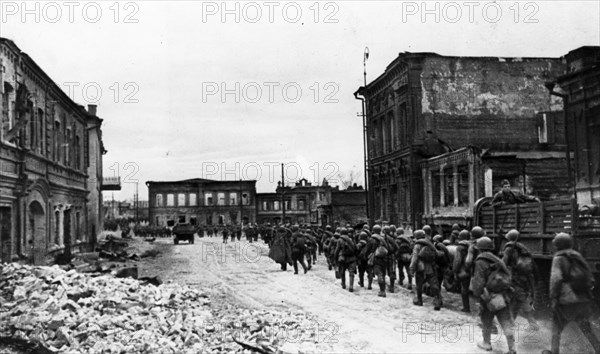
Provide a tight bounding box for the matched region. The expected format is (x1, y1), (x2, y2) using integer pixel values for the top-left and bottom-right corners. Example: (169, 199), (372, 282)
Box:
(336, 169), (363, 190)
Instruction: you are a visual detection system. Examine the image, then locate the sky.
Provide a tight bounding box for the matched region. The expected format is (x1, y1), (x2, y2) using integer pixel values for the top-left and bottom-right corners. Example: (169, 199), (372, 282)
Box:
(1, 0), (599, 201)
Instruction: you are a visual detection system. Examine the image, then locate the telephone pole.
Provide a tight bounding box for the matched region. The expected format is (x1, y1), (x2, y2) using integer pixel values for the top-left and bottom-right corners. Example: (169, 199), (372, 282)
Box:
(281, 163), (286, 224)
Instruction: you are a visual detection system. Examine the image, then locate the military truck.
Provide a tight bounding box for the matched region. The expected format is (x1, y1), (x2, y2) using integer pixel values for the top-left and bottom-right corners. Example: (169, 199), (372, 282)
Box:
(172, 223), (196, 245)
(474, 197), (600, 308)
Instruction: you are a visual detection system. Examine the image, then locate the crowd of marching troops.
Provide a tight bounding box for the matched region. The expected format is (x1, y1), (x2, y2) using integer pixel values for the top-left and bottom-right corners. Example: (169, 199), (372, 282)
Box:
(256, 222), (598, 354)
(194, 221), (598, 354)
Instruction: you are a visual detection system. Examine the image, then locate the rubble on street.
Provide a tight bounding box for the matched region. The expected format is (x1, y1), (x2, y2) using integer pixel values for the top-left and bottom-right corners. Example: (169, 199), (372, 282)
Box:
(0, 262), (318, 353)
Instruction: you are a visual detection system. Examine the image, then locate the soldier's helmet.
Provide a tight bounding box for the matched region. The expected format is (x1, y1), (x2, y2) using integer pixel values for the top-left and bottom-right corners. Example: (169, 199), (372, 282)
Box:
(396, 228), (404, 236)
(505, 229), (520, 242)
(471, 226), (485, 239)
(452, 223), (460, 231)
(363, 224), (371, 231)
(390, 225), (397, 233)
(326, 225), (332, 231)
(553, 232), (573, 251)
(382, 225), (390, 234)
(423, 225), (432, 236)
(433, 235), (443, 243)
(291, 225), (299, 232)
(372, 224), (382, 234)
(458, 230), (471, 241)
(340, 228), (348, 235)
(414, 229), (426, 240)
(359, 232), (369, 241)
(476, 236), (494, 251)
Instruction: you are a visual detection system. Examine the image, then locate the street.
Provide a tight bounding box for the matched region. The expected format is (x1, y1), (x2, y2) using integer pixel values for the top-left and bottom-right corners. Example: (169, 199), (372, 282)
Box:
(136, 236), (597, 354)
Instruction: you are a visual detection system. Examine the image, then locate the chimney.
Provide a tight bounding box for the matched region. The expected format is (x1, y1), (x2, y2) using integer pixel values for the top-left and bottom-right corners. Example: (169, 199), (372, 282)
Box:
(87, 104), (97, 116)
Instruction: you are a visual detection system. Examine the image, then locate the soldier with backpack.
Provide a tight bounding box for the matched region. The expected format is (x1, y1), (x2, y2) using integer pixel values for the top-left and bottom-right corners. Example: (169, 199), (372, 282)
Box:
(502, 229), (539, 330)
(453, 229), (473, 312)
(304, 228), (318, 268)
(366, 224), (390, 297)
(384, 226), (399, 293)
(222, 226), (229, 244)
(471, 236), (516, 354)
(410, 229), (443, 310)
(396, 228), (414, 290)
(334, 228), (358, 292)
(542, 233), (600, 354)
(433, 234), (450, 306)
(290, 225), (309, 274)
(356, 231), (370, 288)
(322, 225), (335, 271)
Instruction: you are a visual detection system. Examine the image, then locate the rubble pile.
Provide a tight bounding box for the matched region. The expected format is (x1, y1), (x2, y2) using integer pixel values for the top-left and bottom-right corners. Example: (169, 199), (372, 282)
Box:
(0, 263), (322, 354)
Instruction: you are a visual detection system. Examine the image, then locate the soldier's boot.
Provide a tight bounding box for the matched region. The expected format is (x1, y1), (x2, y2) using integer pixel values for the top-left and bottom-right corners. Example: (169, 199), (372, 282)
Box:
(506, 335), (516, 354)
(407, 275), (413, 290)
(477, 329), (492, 351)
(358, 274), (364, 288)
(413, 287), (423, 306)
(377, 282), (386, 297)
(349, 274), (355, 292)
(461, 294), (470, 312)
(433, 294), (442, 311)
(341, 272), (346, 289)
(367, 276), (373, 290)
(389, 279), (395, 293)
(335, 269), (340, 279)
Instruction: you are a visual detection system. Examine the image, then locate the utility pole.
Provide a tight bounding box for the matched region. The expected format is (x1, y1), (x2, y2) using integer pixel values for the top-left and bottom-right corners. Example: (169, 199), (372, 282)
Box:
(362, 47), (371, 223)
(281, 163), (286, 224)
(135, 182), (139, 223)
(239, 179), (243, 225)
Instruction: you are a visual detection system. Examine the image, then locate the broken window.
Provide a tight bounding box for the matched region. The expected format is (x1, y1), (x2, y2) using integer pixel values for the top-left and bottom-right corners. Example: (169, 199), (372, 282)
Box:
(230, 192), (237, 206)
(178, 215), (186, 223)
(204, 193), (213, 206)
(298, 200), (305, 210)
(217, 193), (225, 206)
(155, 194), (163, 207)
(190, 217), (197, 226)
(167, 194), (174, 206)
(167, 219), (175, 227)
(242, 193), (250, 205)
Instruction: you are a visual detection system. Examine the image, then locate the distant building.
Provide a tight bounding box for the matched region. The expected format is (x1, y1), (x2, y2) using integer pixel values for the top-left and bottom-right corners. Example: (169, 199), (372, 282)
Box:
(356, 51), (569, 231)
(256, 178), (367, 226)
(146, 179), (256, 226)
(0, 37), (112, 264)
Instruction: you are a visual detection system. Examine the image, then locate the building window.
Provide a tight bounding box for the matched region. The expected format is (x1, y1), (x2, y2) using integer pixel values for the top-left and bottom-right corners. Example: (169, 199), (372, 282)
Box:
(189, 193), (197, 206)
(217, 193), (225, 206)
(178, 193), (186, 206)
(205, 193), (213, 205)
(298, 200), (305, 210)
(206, 214), (213, 225)
(155, 216), (161, 226)
(178, 215), (186, 223)
(285, 200), (291, 210)
(190, 217), (197, 225)
(262, 201), (268, 210)
(75, 136), (81, 170)
(274, 201), (280, 210)
(54, 121), (61, 161)
(155, 194), (163, 207)
(218, 215), (224, 225)
(167, 194), (174, 206)
(242, 193), (250, 205)
(230, 192), (237, 206)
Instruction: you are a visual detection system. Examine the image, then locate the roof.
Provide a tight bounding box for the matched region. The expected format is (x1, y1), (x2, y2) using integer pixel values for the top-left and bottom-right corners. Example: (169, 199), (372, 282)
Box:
(146, 178), (257, 185)
(483, 151), (569, 159)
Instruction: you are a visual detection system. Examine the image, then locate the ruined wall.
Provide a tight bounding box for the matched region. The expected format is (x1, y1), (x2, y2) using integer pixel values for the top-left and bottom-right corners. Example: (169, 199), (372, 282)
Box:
(420, 56), (566, 150)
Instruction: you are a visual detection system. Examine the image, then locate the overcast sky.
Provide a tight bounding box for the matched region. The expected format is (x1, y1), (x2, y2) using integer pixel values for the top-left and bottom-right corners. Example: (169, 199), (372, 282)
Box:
(2, 1), (599, 200)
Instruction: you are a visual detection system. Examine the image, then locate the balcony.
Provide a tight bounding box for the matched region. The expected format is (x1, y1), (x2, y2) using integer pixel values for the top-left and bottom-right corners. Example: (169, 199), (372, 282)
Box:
(101, 177), (122, 191)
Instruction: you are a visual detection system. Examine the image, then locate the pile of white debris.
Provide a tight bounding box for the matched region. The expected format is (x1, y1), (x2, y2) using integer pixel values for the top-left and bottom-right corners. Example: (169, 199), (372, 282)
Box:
(0, 263), (320, 354)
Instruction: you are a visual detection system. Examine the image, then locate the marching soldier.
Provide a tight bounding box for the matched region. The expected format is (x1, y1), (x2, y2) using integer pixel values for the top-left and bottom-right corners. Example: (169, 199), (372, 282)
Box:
(365, 224), (389, 297)
(304, 228), (318, 268)
(502, 229), (538, 330)
(356, 231), (370, 288)
(383, 225), (399, 293)
(290, 225), (308, 274)
(396, 228), (413, 290)
(335, 228), (358, 292)
(222, 225), (229, 244)
(453, 229), (473, 312)
(471, 236), (516, 354)
(542, 232), (600, 354)
(410, 229), (442, 310)
(322, 225), (335, 271)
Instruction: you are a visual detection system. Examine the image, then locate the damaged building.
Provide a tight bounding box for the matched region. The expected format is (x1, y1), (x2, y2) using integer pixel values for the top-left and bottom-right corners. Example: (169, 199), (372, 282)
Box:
(0, 37), (112, 264)
(356, 51), (569, 231)
(146, 179), (257, 226)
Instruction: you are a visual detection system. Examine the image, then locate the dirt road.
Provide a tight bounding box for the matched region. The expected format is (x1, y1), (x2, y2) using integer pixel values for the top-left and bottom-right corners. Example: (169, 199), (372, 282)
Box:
(136, 236), (596, 354)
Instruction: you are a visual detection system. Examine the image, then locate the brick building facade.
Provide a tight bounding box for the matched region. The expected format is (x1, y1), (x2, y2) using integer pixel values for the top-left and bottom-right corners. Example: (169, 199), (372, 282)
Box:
(356, 51), (568, 229)
(0, 37), (107, 263)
